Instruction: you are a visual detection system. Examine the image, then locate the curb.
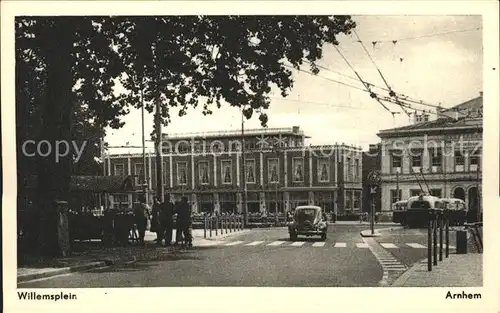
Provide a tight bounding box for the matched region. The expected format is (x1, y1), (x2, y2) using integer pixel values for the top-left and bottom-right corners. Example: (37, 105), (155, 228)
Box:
(18, 261), (107, 283)
(360, 226), (404, 237)
(391, 259), (426, 287)
(201, 229), (252, 241)
(17, 255), (143, 283)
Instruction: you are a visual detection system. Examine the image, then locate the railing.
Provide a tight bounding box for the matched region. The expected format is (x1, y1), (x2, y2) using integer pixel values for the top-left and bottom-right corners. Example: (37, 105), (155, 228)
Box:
(427, 209), (451, 272)
(203, 214), (245, 239)
(426, 209), (482, 272)
(465, 222), (483, 253)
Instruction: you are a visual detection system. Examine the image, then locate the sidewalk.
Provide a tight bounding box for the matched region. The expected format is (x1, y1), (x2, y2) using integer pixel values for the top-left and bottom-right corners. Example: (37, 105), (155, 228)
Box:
(335, 221), (400, 226)
(392, 253), (483, 287)
(18, 227), (250, 283)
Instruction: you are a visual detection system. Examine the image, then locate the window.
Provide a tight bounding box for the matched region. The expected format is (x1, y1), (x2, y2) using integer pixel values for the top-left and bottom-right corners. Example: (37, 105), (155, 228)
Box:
(198, 161), (210, 185)
(134, 163), (145, 186)
(430, 150), (442, 172)
(114, 164), (125, 176)
(268, 158), (279, 183)
(411, 149), (422, 168)
(346, 157), (352, 179)
(469, 149), (481, 171)
(391, 152), (402, 173)
(454, 150), (465, 172)
(113, 194), (129, 210)
(410, 189), (421, 197)
(353, 191), (360, 209)
(317, 159), (330, 182)
(354, 159), (360, 179)
(430, 189), (442, 198)
(245, 142), (256, 151)
(292, 158), (304, 182)
(245, 159), (256, 184)
(221, 160), (232, 184)
(391, 190), (402, 204)
(176, 162), (188, 185)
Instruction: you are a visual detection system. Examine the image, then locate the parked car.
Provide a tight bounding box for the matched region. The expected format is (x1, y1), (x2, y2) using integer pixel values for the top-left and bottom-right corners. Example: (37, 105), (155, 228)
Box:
(288, 206), (328, 241)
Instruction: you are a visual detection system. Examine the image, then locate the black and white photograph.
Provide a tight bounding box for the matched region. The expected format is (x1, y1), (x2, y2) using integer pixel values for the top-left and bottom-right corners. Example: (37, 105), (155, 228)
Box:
(2, 1), (499, 313)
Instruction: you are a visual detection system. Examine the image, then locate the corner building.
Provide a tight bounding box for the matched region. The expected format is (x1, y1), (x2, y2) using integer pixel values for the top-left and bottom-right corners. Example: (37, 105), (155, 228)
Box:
(105, 126), (363, 215)
(377, 93), (483, 219)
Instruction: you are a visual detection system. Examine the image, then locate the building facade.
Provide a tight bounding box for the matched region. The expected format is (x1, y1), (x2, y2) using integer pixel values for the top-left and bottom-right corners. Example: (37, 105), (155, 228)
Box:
(377, 93), (483, 218)
(104, 126), (363, 214)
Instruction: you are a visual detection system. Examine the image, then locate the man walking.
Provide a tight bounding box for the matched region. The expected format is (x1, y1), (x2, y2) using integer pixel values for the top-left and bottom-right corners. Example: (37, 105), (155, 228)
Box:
(160, 194), (175, 246)
(133, 195), (150, 245)
(151, 197), (162, 243)
(175, 196), (192, 247)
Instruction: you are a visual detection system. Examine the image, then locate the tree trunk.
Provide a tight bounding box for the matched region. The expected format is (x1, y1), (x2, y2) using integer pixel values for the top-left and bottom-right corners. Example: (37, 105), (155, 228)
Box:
(35, 18), (74, 257)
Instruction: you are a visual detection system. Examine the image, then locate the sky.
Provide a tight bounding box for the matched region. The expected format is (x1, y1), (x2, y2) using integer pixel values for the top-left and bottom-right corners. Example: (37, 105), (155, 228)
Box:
(104, 15), (483, 154)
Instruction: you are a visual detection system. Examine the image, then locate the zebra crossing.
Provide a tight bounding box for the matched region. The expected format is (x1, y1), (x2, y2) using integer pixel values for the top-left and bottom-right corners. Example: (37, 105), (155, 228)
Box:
(196, 240), (455, 250)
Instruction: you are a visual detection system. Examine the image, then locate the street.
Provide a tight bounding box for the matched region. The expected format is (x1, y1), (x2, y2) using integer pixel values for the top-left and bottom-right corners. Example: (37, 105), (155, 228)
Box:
(18, 224), (448, 288)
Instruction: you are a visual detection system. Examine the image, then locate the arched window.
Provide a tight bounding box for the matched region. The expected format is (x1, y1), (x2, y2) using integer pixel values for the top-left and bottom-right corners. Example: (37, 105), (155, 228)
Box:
(453, 187), (465, 201)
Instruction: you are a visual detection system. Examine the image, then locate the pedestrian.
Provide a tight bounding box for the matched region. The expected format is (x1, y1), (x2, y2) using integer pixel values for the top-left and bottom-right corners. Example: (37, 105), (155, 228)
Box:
(175, 196), (192, 248)
(133, 195), (150, 246)
(151, 197), (162, 243)
(160, 194), (175, 246)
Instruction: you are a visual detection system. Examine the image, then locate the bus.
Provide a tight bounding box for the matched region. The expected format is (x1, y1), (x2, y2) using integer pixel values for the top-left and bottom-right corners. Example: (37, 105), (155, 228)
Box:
(440, 198), (467, 226)
(406, 195), (443, 228)
(392, 200), (408, 226)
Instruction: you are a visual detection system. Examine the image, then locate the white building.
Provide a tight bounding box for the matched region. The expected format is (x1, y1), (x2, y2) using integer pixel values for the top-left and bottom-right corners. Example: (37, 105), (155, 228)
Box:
(377, 93), (483, 219)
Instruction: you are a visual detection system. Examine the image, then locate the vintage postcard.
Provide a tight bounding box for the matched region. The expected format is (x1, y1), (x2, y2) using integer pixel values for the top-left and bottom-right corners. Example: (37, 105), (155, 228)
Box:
(2, 1), (499, 313)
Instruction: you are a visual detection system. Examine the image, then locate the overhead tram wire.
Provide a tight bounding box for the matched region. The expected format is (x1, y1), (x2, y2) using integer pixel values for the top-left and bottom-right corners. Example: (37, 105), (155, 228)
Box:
(353, 30), (412, 118)
(269, 97), (365, 110)
(284, 62), (469, 119)
(302, 59), (446, 111)
(332, 45), (396, 115)
(367, 27), (482, 44)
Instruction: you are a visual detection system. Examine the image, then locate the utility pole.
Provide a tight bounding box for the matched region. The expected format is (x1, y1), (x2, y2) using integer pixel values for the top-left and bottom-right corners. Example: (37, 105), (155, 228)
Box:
(155, 101), (164, 203)
(141, 87), (148, 203)
(241, 109), (248, 227)
(100, 137), (107, 209)
(476, 160), (481, 222)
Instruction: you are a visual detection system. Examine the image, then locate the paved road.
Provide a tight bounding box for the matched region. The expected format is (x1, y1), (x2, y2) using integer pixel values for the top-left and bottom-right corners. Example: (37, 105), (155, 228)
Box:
(20, 225), (387, 288)
(373, 227), (458, 267)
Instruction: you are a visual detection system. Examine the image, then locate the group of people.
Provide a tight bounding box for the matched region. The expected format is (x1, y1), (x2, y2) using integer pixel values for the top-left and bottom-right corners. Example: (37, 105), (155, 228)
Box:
(133, 194), (193, 247)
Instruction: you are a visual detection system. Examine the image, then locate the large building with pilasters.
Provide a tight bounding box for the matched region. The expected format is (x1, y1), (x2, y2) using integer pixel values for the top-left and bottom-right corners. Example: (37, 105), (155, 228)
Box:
(104, 126), (363, 215)
(377, 93), (483, 219)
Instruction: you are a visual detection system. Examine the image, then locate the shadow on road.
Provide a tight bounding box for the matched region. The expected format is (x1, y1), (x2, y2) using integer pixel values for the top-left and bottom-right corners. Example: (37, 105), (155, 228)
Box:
(278, 237), (325, 242)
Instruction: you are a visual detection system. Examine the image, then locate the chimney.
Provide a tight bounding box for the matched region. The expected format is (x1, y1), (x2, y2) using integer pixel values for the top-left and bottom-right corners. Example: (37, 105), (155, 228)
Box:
(479, 91), (483, 97)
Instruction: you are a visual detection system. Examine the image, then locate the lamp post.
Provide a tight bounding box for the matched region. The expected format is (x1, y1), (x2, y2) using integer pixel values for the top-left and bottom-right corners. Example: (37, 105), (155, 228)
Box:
(241, 108), (249, 227)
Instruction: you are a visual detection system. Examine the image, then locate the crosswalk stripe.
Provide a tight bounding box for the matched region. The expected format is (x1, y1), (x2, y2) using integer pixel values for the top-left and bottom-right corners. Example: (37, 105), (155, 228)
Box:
(334, 242), (347, 248)
(290, 241), (306, 247)
(380, 243), (398, 249)
(356, 243), (369, 248)
(245, 241), (264, 246)
(312, 242), (326, 247)
(267, 241), (285, 246)
(407, 243), (426, 248)
(225, 241), (244, 246)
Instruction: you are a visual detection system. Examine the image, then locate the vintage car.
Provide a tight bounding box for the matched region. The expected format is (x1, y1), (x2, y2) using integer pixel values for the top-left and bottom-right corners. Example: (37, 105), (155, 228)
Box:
(288, 206), (328, 241)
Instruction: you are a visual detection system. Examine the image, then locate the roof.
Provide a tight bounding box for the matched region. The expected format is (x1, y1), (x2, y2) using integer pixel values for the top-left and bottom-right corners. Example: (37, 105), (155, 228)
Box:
(439, 95), (482, 114)
(378, 95), (483, 137)
(24, 175), (135, 192)
(379, 116), (482, 134)
(162, 126), (305, 140)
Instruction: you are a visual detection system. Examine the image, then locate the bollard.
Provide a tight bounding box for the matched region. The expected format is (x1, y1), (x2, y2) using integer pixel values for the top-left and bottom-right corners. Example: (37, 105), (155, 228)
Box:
(210, 217), (213, 238)
(204, 215), (207, 239)
(427, 209), (433, 271)
(456, 230), (468, 254)
(439, 210), (443, 261)
(433, 217), (438, 266)
(445, 210), (449, 258)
